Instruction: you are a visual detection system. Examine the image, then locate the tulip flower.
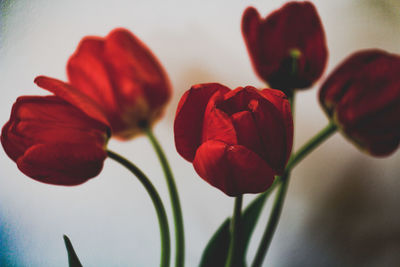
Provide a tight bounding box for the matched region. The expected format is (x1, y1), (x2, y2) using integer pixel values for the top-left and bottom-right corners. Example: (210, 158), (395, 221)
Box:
(1, 95), (110, 185)
(319, 49), (400, 156)
(242, 2), (328, 93)
(174, 84), (293, 196)
(35, 28), (171, 140)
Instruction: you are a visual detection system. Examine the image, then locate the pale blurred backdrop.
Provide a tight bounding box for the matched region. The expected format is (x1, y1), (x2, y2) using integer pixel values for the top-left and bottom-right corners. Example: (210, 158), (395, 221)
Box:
(1, 0), (400, 266)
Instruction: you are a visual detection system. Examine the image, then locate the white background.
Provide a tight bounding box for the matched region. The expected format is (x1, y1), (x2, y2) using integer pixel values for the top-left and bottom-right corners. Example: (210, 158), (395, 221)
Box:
(1, 0), (400, 266)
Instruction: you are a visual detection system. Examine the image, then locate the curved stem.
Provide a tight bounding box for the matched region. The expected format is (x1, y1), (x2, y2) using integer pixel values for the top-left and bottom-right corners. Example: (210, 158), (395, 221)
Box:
(225, 195), (243, 267)
(146, 128), (185, 267)
(107, 150), (171, 267)
(250, 172), (290, 267)
(251, 122), (338, 267)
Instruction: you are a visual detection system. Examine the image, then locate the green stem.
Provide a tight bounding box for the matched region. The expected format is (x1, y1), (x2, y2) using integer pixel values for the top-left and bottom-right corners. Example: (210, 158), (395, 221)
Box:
(225, 195), (243, 267)
(107, 150), (171, 267)
(250, 172), (290, 267)
(286, 122), (337, 170)
(251, 122), (338, 267)
(146, 128), (185, 267)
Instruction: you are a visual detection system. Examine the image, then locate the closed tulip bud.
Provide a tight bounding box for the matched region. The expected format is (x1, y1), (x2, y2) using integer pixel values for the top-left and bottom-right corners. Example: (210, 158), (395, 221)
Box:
(319, 49), (400, 156)
(1, 96), (110, 185)
(242, 2), (328, 93)
(174, 84), (293, 196)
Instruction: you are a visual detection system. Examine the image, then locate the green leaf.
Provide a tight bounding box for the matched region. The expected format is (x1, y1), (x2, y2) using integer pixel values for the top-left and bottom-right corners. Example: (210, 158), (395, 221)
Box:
(199, 217), (231, 267)
(63, 235), (83, 267)
(199, 184), (277, 267)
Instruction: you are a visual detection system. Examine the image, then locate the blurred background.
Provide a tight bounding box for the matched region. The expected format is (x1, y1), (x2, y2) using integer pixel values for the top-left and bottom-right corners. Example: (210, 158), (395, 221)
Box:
(1, 0), (400, 266)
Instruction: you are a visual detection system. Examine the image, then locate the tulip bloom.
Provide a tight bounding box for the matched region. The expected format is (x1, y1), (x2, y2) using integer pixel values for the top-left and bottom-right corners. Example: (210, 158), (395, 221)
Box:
(174, 84), (293, 196)
(319, 49), (400, 156)
(242, 2), (328, 92)
(35, 28), (171, 139)
(1, 95), (110, 185)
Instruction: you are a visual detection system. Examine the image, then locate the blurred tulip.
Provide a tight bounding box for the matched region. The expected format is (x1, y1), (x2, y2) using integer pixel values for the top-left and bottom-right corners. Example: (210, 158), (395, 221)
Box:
(319, 49), (400, 156)
(242, 2), (328, 93)
(36, 28), (171, 139)
(1, 95), (110, 185)
(174, 84), (293, 196)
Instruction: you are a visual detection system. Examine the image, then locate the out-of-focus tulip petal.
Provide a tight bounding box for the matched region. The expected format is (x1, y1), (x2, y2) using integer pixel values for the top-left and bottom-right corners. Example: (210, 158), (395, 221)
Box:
(103, 29), (170, 110)
(17, 143), (106, 185)
(1, 95), (109, 185)
(67, 37), (117, 112)
(242, 7), (262, 75)
(34, 76), (110, 127)
(242, 2), (328, 92)
(319, 50), (384, 115)
(319, 49), (400, 156)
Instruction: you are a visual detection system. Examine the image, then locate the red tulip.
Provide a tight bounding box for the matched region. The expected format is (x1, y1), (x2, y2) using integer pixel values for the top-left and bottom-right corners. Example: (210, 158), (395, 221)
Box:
(242, 2), (328, 93)
(35, 28), (171, 139)
(319, 49), (400, 156)
(1, 95), (110, 185)
(174, 84), (293, 196)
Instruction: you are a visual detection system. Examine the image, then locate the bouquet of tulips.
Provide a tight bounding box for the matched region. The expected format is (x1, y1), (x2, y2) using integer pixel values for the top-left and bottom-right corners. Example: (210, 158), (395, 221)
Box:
(2, 2), (399, 266)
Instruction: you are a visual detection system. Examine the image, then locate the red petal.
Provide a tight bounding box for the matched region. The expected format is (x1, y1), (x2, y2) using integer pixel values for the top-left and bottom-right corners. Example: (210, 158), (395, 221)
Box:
(335, 53), (400, 126)
(319, 49), (400, 157)
(64, 29), (171, 139)
(34, 76), (110, 127)
(174, 83), (230, 162)
(242, 3), (327, 90)
(17, 143), (106, 185)
(193, 140), (275, 196)
(319, 50), (384, 115)
(1, 119), (29, 161)
(217, 86), (293, 173)
(260, 88), (293, 166)
(104, 28), (171, 110)
(365, 139), (400, 157)
(1, 96), (109, 185)
(242, 7), (262, 78)
(67, 37), (119, 112)
(219, 86), (255, 114)
(201, 91), (237, 145)
(342, 91), (400, 157)
(251, 94), (290, 174)
(230, 110), (263, 157)
(259, 88), (287, 108)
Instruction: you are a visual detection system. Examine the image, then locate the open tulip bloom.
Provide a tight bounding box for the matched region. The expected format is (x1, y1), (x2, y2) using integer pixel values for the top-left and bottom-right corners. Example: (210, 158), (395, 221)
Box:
(174, 84), (293, 196)
(1, 1), (400, 266)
